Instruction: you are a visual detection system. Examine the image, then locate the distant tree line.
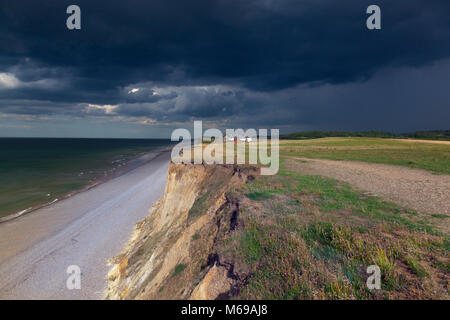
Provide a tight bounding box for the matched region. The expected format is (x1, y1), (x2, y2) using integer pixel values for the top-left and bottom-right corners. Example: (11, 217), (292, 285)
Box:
(280, 130), (450, 140)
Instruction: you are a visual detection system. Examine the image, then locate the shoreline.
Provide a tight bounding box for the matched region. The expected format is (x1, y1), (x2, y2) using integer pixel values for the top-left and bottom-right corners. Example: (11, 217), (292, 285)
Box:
(0, 145), (172, 224)
(0, 149), (172, 299)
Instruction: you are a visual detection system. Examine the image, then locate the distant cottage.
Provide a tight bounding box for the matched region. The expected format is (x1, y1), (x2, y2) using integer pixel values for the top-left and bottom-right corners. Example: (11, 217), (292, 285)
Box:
(224, 134), (253, 143)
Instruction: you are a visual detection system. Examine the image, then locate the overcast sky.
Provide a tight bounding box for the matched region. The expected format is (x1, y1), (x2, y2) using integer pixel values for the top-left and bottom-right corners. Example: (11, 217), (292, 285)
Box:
(0, 0), (449, 138)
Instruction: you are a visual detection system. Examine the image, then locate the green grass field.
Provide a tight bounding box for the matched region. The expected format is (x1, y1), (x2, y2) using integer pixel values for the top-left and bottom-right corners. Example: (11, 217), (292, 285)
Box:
(280, 137), (450, 174)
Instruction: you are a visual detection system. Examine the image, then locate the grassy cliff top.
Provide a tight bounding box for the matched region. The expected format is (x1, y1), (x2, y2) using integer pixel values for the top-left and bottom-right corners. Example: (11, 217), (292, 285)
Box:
(281, 130), (450, 141)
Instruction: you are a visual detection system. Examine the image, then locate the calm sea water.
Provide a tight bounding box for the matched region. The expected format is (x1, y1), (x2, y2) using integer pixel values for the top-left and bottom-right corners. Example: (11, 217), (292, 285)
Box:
(0, 138), (172, 219)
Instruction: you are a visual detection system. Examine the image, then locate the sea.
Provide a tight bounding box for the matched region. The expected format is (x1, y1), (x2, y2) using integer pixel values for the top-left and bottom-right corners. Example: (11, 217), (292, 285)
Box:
(0, 138), (173, 220)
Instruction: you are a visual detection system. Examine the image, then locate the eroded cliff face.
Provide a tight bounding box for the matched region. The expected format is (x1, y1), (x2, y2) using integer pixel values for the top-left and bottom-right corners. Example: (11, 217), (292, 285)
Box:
(104, 163), (258, 300)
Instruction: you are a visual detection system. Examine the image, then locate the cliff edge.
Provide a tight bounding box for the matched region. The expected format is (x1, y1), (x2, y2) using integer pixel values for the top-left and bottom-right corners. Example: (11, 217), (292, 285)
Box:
(105, 163), (258, 299)
(105, 160), (448, 300)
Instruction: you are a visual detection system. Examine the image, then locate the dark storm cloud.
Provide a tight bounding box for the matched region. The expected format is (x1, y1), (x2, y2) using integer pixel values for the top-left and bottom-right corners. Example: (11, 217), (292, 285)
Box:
(117, 85), (248, 118)
(0, 0), (449, 133)
(3, 0), (450, 86)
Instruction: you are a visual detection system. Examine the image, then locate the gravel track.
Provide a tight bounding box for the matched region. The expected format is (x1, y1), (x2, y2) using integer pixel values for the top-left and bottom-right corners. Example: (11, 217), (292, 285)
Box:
(285, 157), (450, 232)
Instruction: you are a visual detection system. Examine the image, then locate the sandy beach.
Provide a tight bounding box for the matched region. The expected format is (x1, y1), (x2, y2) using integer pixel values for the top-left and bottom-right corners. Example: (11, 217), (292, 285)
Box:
(0, 150), (171, 299)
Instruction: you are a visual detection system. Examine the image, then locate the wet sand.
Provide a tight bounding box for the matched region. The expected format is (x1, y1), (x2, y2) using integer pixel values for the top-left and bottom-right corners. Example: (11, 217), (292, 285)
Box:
(0, 151), (171, 299)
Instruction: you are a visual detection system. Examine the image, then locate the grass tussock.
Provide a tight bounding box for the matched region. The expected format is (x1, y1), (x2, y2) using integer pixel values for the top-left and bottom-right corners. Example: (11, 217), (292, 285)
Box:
(172, 263), (186, 278)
